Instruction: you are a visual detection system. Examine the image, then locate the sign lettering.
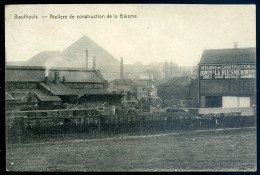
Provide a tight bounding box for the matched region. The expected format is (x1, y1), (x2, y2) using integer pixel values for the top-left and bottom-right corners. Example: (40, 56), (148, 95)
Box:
(199, 64), (256, 80)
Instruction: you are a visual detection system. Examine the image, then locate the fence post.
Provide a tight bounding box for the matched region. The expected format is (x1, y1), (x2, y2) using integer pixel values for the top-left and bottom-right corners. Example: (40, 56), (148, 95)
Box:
(164, 116), (167, 132)
(18, 117), (25, 143)
(140, 115), (143, 135)
(98, 116), (101, 132)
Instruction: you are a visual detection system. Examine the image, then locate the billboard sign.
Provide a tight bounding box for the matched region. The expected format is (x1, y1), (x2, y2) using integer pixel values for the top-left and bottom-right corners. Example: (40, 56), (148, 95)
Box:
(199, 64), (256, 80)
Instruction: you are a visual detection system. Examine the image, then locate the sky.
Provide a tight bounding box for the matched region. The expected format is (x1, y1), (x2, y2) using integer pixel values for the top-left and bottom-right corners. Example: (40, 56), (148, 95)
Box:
(5, 4), (256, 66)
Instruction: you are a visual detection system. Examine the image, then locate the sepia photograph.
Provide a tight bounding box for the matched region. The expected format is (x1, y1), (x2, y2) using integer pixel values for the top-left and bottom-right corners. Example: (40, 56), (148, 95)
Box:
(5, 4), (256, 172)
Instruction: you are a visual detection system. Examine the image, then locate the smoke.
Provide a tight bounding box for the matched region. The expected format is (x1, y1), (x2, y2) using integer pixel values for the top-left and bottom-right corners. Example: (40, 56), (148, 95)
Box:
(43, 52), (86, 69)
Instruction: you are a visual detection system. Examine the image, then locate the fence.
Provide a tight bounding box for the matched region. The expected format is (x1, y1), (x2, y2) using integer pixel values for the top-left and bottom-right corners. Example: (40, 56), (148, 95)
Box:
(6, 113), (256, 143)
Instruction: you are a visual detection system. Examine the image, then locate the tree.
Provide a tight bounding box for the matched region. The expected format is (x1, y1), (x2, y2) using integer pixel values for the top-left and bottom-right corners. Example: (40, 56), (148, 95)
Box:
(163, 60), (170, 79)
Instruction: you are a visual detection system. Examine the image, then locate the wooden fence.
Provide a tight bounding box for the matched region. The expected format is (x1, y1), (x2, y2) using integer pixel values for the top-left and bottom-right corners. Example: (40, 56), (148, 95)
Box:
(6, 114), (256, 143)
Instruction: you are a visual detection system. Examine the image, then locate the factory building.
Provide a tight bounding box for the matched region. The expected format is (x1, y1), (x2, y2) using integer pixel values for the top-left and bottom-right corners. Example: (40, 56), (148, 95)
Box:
(157, 77), (191, 108)
(5, 51), (123, 111)
(197, 45), (256, 115)
(134, 76), (157, 100)
(108, 58), (157, 105)
(108, 58), (138, 104)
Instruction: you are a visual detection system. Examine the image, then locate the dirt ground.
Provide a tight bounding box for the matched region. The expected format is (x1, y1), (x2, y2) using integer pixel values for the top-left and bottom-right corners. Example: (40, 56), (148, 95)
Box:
(6, 127), (256, 172)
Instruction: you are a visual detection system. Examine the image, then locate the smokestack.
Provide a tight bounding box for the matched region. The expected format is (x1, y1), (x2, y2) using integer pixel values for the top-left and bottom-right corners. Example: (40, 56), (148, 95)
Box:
(63, 76), (66, 84)
(234, 42), (238, 49)
(86, 50), (88, 69)
(93, 56), (96, 69)
(54, 71), (59, 84)
(120, 57), (123, 79)
(45, 76), (49, 84)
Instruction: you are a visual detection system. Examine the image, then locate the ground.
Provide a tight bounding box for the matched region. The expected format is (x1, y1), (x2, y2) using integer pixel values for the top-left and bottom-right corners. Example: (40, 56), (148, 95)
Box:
(6, 127), (256, 172)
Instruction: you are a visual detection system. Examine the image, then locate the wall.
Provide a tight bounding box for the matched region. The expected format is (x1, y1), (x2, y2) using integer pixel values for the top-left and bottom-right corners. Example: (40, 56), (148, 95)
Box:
(198, 63), (256, 108)
(200, 79), (255, 96)
(6, 82), (38, 90)
(198, 107), (253, 116)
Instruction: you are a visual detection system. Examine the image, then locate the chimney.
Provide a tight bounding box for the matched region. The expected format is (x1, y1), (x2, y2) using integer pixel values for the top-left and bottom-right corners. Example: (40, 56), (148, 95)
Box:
(63, 76), (66, 84)
(120, 57), (124, 79)
(54, 71), (59, 84)
(86, 50), (88, 69)
(93, 56), (96, 69)
(45, 76), (49, 84)
(234, 42), (238, 49)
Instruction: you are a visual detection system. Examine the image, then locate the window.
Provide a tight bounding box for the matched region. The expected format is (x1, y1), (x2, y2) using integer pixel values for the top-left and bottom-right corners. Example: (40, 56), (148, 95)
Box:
(94, 84), (103, 89)
(205, 96), (222, 108)
(239, 97), (250, 107)
(222, 96), (250, 108)
(84, 84), (94, 89)
(78, 84), (84, 89)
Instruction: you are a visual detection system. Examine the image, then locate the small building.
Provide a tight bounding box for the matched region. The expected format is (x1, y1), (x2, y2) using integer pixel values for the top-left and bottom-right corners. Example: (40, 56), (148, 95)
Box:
(36, 96), (62, 110)
(5, 91), (38, 111)
(107, 78), (137, 104)
(157, 77), (191, 108)
(134, 76), (157, 100)
(153, 97), (163, 107)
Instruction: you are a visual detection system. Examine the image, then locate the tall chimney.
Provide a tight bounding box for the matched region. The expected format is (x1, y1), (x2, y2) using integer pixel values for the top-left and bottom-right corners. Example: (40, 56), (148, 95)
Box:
(120, 57), (124, 79)
(93, 56), (96, 69)
(234, 42), (238, 49)
(86, 50), (88, 69)
(54, 71), (59, 84)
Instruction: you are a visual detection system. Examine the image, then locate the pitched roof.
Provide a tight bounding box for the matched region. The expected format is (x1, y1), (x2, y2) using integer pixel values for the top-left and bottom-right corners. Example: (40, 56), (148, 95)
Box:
(79, 93), (124, 99)
(5, 92), (15, 100)
(153, 97), (163, 102)
(5, 91), (29, 101)
(40, 82), (109, 97)
(36, 96), (62, 102)
(199, 47), (256, 65)
(7, 89), (48, 97)
(39, 82), (77, 96)
(77, 88), (109, 98)
(5, 66), (106, 83)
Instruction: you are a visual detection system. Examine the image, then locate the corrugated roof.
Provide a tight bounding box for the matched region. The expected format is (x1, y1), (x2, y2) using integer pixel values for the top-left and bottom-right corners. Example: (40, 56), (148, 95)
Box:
(5, 66), (106, 83)
(199, 48), (256, 65)
(37, 96), (62, 102)
(39, 82), (77, 96)
(40, 82), (109, 97)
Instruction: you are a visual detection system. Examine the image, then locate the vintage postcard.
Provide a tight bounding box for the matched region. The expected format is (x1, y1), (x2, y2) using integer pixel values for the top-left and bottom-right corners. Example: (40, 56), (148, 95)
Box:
(5, 4), (256, 172)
